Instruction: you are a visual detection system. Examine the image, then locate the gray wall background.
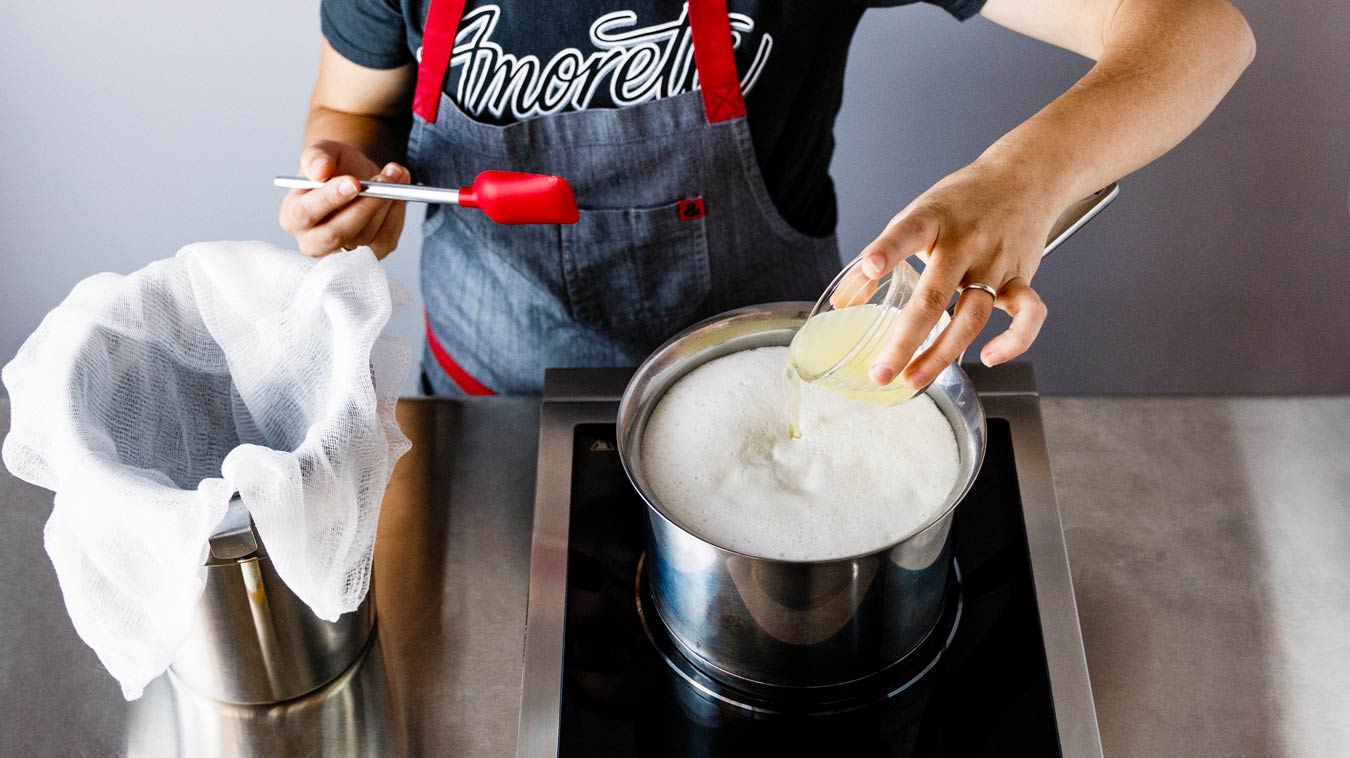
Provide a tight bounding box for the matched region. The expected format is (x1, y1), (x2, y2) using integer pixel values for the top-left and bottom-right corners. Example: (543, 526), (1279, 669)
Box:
(2, 1), (1345, 395)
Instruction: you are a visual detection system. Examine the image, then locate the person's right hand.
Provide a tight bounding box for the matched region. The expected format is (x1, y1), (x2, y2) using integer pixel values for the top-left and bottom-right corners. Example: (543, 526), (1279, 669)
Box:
(279, 140), (409, 259)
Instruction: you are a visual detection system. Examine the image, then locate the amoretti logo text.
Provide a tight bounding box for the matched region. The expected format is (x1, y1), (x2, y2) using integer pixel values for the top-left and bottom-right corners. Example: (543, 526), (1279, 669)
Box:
(428, 4), (773, 120)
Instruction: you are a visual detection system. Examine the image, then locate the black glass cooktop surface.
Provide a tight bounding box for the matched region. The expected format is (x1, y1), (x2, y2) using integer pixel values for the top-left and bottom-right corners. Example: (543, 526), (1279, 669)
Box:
(556, 419), (1061, 757)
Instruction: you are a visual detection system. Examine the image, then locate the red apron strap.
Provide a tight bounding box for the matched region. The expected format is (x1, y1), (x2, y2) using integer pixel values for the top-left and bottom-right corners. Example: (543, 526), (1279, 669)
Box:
(413, 0), (468, 122)
(425, 316), (496, 395)
(688, 0), (747, 123)
(412, 0), (746, 125)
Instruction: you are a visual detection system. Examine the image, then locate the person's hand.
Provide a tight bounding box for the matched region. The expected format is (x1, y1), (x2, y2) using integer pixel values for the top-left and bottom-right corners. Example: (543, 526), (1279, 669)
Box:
(279, 140), (409, 259)
(845, 161), (1065, 388)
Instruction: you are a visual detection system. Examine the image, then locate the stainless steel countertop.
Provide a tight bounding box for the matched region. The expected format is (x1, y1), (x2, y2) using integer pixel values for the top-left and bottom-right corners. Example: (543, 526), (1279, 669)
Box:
(1042, 396), (1350, 758)
(2, 393), (1348, 757)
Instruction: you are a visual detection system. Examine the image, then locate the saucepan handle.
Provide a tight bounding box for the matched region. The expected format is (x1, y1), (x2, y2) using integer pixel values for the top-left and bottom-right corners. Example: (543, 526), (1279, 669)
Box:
(1043, 183), (1120, 258)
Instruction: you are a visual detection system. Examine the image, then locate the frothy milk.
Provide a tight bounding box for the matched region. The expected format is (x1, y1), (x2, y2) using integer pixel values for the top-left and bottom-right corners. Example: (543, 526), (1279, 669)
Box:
(641, 347), (960, 561)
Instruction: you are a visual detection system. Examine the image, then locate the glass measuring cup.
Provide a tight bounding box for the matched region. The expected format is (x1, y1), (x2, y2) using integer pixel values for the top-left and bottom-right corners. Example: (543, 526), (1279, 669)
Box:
(787, 183), (1121, 411)
(787, 257), (948, 408)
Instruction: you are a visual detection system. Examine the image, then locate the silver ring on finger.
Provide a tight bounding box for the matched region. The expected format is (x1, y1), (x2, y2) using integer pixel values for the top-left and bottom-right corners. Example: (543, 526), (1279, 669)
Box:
(959, 281), (999, 300)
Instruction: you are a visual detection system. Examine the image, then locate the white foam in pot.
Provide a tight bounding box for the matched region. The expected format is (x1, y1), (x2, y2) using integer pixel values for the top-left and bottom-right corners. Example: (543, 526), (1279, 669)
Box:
(641, 346), (959, 561)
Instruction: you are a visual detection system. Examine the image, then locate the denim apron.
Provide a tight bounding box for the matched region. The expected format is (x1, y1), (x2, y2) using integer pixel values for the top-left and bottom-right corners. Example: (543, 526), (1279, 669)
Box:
(411, 0), (840, 395)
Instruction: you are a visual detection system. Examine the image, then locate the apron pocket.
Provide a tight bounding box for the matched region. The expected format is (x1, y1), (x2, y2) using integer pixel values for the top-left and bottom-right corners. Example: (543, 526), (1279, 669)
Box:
(561, 199), (711, 344)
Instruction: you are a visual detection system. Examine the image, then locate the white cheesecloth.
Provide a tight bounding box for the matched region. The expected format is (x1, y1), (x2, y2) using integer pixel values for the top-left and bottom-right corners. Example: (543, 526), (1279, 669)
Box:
(1, 241), (411, 699)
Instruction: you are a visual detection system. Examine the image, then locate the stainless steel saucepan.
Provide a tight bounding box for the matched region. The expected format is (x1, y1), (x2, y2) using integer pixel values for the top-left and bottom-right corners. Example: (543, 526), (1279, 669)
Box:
(617, 303), (985, 692)
(617, 184), (1117, 692)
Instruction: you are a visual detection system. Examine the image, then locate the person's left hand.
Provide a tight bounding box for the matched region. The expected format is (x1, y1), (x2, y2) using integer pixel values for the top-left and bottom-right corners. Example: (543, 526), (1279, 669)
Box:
(845, 161), (1067, 389)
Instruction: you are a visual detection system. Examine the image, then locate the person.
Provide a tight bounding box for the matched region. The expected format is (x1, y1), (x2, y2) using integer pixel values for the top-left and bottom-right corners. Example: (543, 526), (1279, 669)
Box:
(280, 0), (1253, 396)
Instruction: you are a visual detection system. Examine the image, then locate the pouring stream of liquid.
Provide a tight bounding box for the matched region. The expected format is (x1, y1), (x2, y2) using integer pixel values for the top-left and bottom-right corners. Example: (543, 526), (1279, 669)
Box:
(785, 304), (919, 438)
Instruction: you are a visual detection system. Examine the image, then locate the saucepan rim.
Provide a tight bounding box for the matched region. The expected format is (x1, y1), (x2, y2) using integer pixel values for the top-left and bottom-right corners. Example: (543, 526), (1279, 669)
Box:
(617, 302), (987, 567)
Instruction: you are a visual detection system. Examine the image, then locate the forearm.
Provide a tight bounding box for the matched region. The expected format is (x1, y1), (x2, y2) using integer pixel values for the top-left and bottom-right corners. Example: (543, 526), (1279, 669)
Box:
(301, 40), (415, 169)
(978, 0), (1255, 210)
(858, 0), (1254, 381)
(281, 42), (416, 257)
(302, 106), (409, 169)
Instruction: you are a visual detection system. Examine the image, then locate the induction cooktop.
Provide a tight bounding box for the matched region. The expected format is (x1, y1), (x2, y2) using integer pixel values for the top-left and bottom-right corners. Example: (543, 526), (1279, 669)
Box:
(516, 365), (1101, 757)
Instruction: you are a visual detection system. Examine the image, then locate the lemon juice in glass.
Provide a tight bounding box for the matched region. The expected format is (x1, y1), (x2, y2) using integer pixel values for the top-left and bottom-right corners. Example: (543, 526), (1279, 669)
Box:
(785, 183), (1120, 437)
(785, 257), (950, 437)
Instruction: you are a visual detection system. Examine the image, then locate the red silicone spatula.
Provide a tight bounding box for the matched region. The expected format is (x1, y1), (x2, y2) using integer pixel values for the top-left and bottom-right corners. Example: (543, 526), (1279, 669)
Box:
(274, 170), (579, 225)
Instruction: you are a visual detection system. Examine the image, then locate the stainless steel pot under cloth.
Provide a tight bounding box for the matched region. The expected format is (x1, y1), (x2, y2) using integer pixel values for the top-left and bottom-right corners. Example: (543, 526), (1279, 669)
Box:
(618, 303), (987, 692)
(168, 497), (375, 705)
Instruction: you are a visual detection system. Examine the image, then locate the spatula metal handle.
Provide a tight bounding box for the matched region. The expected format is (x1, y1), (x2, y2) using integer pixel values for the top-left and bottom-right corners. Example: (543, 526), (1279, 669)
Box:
(273, 176), (462, 205)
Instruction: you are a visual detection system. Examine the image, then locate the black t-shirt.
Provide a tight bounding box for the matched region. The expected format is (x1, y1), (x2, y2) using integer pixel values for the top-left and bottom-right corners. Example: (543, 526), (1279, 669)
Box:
(321, 0), (984, 237)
